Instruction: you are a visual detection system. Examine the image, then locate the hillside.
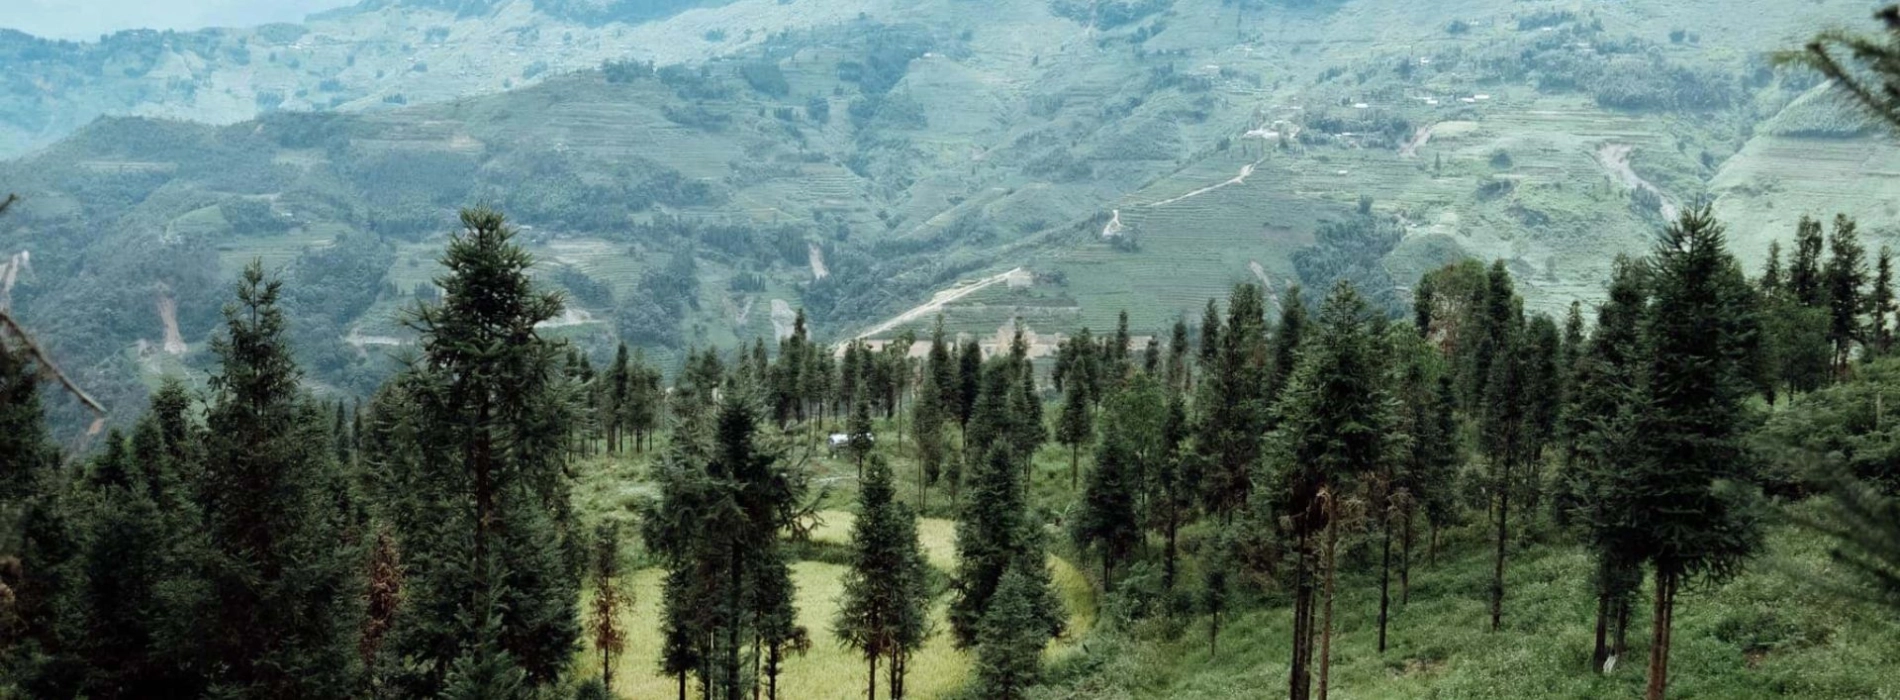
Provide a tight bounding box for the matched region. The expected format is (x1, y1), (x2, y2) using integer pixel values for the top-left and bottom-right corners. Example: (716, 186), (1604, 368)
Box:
(2, 0), (1896, 417)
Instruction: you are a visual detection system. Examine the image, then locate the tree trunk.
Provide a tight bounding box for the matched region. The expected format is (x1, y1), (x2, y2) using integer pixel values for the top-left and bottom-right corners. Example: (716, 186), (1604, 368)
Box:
(1645, 570), (1677, 700)
(1490, 460), (1510, 632)
(888, 650), (903, 700)
(1288, 527), (1309, 699)
(679, 670), (688, 700)
(1163, 509), (1179, 591)
(1592, 591), (1610, 673)
(1378, 505), (1392, 653)
(867, 650), (878, 700)
(1319, 499), (1337, 700)
(1071, 445), (1080, 490)
(1401, 509), (1414, 605)
(1615, 596), (1631, 660)
(1429, 523), (1439, 568)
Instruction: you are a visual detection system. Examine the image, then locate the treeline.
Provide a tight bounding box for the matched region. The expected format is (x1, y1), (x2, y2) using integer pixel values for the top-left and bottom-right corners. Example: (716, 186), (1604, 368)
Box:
(0, 209), (607, 698)
(1010, 204), (1900, 700)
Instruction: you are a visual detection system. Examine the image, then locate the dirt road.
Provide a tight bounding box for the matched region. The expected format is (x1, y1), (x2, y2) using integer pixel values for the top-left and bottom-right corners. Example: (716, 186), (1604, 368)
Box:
(852, 267), (1025, 340)
(1596, 143), (1680, 221)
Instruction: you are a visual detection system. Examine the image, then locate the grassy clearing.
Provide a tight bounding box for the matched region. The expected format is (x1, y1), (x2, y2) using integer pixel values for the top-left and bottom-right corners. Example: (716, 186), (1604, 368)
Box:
(571, 442), (1099, 699)
(1038, 512), (1900, 699)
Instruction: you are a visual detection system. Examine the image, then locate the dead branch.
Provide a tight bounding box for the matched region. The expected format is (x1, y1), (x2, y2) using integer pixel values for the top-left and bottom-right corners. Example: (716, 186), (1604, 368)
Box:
(0, 311), (107, 427)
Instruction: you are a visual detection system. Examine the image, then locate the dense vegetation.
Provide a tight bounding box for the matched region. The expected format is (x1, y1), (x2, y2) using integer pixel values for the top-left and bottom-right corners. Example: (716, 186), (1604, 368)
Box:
(8, 3), (1900, 700)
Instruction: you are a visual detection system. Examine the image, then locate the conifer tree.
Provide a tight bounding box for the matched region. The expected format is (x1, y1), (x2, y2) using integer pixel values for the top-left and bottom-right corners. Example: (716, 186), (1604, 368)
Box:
(1267, 285), (1308, 401)
(949, 443), (1062, 648)
(1784, 6), (1900, 133)
(380, 209), (577, 693)
(1475, 261), (1526, 633)
(849, 397), (876, 478)
(912, 356), (948, 509)
(1762, 240), (1784, 295)
(1793, 215), (1827, 308)
(1152, 392), (1192, 590)
(1072, 374), (1163, 586)
(1198, 284), (1270, 521)
(955, 340), (982, 441)
(1267, 281), (1393, 698)
(1631, 205), (1765, 700)
(1566, 256), (1649, 671)
(1873, 246), (1895, 358)
(198, 262), (363, 697)
(1825, 214), (1868, 373)
(1198, 298), (1221, 370)
(1166, 317), (1192, 392)
(1055, 367), (1093, 489)
(836, 456), (931, 700)
(587, 522), (628, 692)
(973, 566), (1049, 700)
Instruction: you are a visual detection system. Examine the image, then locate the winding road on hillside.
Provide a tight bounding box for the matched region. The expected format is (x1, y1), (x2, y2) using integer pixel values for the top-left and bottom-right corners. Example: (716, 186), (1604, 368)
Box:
(1146, 159), (1263, 208)
(852, 267), (1026, 340)
(1597, 143), (1681, 221)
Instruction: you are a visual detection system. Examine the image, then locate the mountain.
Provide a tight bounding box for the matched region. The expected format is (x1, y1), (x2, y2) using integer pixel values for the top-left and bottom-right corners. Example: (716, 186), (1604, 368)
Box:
(1, 0), (1893, 418)
(0, 0), (880, 159)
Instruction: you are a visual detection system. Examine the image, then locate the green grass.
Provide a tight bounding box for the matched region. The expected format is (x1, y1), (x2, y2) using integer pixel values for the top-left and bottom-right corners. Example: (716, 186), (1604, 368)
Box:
(1036, 510), (1900, 699)
(567, 429), (1101, 699)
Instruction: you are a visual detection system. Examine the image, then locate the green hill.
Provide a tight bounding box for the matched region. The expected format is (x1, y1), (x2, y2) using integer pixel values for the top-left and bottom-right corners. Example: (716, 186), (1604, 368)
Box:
(4, 0), (1898, 417)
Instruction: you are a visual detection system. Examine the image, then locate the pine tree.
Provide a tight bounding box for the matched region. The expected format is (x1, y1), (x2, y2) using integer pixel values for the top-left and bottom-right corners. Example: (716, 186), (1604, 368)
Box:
(1267, 281), (1394, 699)
(836, 456), (931, 700)
(587, 522), (628, 693)
(1055, 365), (1093, 490)
(1825, 214), (1867, 374)
(1873, 246), (1895, 358)
(1198, 284), (1270, 521)
(1475, 261), (1526, 633)
(1152, 392), (1192, 590)
(380, 208), (578, 694)
(646, 396), (807, 700)
(1166, 317), (1192, 393)
(1632, 205), (1766, 700)
(1792, 215), (1827, 308)
(1267, 285), (1308, 402)
(1762, 240), (1785, 294)
(198, 262), (363, 697)
(949, 442), (1063, 648)
(849, 398), (876, 478)
(1566, 256), (1649, 672)
(955, 340), (982, 451)
(911, 357), (948, 509)
(973, 565), (1052, 700)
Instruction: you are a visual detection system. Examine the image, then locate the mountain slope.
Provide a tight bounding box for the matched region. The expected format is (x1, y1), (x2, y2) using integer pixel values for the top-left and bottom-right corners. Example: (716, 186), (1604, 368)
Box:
(2, 0), (1894, 419)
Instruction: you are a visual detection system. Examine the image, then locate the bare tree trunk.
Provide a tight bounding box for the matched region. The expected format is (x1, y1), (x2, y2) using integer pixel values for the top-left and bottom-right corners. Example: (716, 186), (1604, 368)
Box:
(1288, 526), (1309, 699)
(1645, 571), (1678, 700)
(1401, 509), (1414, 604)
(1164, 508), (1179, 591)
(1318, 497), (1337, 700)
(1614, 596), (1631, 660)
(1592, 591), (1610, 672)
(867, 651), (878, 700)
(1490, 460), (1510, 632)
(1378, 504), (1392, 653)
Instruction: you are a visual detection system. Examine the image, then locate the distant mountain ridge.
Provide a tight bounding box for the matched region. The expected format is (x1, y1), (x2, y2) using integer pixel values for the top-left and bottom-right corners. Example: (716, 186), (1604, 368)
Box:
(3, 0), (1897, 422)
(0, 0), (810, 158)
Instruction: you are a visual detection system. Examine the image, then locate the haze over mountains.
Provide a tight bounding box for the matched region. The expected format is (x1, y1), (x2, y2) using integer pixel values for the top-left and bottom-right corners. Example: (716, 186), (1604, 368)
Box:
(0, 0), (1893, 415)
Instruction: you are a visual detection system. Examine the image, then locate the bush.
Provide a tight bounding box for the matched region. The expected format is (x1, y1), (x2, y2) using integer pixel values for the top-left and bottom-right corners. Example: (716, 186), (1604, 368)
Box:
(740, 62), (790, 96)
